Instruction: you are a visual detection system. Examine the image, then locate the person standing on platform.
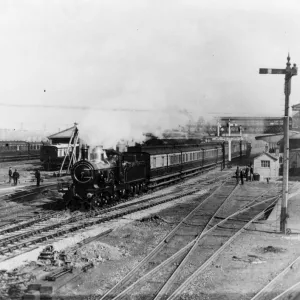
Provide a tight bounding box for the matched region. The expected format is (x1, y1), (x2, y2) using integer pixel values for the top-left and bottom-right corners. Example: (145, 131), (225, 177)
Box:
(235, 166), (240, 185)
(240, 169), (244, 185)
(35, 169), (41, 186)
(245, 165), (249, 181)
(13, 169), (19, 186)
(8, 167), (12, 184)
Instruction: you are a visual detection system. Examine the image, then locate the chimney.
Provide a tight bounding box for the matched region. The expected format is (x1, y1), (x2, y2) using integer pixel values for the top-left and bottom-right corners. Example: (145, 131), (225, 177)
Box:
(265, 143), (269, 153)
(81, 144), (88, 160)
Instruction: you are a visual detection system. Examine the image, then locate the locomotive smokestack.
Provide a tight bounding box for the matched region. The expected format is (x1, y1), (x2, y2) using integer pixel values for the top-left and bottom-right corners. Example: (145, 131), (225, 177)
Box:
(81, 144), (88, 160)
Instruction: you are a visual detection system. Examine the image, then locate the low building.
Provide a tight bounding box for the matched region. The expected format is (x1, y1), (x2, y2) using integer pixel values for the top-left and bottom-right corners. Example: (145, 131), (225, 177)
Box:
(253, 152), (280, 180)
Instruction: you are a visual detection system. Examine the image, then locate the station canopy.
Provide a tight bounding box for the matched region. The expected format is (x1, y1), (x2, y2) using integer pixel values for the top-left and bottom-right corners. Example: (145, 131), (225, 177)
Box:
(255, 131), (299, 143)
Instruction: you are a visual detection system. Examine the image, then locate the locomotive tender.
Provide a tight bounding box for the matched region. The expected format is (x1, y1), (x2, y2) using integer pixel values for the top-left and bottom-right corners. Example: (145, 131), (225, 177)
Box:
(62, 139), (250, 209)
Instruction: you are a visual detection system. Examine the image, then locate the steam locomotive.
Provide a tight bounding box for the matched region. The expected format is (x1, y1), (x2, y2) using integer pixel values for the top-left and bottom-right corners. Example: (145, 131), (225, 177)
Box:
(61, 139), (250, 209)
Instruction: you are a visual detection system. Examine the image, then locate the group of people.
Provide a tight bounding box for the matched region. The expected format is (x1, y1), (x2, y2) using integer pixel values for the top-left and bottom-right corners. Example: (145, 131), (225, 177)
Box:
(8, 167), (41, 186)
(8, 167), (20, 186)
(235, 165), (254, 185)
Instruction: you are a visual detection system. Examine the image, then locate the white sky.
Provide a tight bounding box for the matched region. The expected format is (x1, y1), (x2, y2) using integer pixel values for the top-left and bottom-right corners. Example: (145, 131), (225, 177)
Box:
(1, 0), (300, 134)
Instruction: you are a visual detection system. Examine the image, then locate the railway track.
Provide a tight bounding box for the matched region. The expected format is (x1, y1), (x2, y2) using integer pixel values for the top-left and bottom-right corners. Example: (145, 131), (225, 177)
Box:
(249, 253), (300, 300)
(0, 170), (227, 234)
(0, 170), (231, 262)
(99, 182), (280, 300)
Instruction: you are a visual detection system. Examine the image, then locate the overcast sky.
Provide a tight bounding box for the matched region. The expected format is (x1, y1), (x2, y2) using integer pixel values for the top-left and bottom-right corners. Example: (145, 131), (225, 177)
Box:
(1, 0), (300, 134)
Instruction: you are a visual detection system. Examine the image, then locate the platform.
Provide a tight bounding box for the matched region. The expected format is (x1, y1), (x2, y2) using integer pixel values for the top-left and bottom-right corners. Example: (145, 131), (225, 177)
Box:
(286, 182), (300, 234)
(267, 182), (300, 234)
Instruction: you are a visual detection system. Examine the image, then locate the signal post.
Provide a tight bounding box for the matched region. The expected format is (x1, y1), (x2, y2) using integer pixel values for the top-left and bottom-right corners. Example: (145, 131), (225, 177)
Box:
(259, 54), (298, 234)
(216, 119), (242, 163)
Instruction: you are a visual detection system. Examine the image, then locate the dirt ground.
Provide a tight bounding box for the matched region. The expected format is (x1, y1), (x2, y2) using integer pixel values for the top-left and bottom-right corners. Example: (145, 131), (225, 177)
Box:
(0, 159), (60, 187)
(3, 163), (300, 300)
(0, 160), (41, 184)
(48, 181), (300, 300)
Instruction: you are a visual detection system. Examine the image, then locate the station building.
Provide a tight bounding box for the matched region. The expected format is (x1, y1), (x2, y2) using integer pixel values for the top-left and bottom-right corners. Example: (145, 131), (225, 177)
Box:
(255, 131), (300, 176)
(253, 152), (280, 180)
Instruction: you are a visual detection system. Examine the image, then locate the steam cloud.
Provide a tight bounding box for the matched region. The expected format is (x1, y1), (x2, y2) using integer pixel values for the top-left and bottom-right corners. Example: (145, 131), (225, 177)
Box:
(79, 109), (191, 149)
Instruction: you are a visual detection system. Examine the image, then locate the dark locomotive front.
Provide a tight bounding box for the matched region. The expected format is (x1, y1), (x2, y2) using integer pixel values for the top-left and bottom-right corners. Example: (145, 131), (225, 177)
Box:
(65, 145), (150, 209)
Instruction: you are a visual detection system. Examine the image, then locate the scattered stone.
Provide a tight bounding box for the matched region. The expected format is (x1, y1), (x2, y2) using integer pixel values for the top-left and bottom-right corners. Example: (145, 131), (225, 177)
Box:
(139, 215), (160, 222)
(261, 246), (286, 253)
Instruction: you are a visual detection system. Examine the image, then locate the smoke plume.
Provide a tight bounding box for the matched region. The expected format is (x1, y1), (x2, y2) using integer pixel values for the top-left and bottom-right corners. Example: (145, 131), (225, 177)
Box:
(78, 108), (190, 149)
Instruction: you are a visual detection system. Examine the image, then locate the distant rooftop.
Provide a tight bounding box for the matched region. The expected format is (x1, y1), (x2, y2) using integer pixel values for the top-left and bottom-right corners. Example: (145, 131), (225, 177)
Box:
(48, 126), (77, 139)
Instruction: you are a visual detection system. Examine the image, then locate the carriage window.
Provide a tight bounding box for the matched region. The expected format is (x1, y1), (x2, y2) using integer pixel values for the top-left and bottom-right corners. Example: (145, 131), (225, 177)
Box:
(153, 157), (156, 168)
(161, 156), (164, 166)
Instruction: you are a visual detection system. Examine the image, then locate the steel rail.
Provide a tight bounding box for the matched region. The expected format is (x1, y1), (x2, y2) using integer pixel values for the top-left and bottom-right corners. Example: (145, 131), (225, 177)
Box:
(0, 173), (227, 246)
(166, 199), (279, 300)
(99, 178), (237, 300)
(250, 254), (300, 300)
(0, 171), (230, 237)
(0, 176), (231, 259)
(271, 280), (300, 300)
(108, 195), (279, 300)
(152, 188), (278, 300)
(112, 180), (239, 300)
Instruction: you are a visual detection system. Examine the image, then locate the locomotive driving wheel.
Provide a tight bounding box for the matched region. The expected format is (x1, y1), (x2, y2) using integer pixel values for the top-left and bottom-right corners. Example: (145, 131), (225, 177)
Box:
(102, 192), (111, 204)
(113, 190), (120, 201)
(90, 197), (102, 210)
(135, 184), (140, 195)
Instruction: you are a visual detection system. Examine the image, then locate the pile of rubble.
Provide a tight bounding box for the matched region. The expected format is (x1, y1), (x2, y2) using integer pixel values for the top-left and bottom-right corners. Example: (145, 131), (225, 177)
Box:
(22, 284), (53, 300)
(0, 269), (36, 299)
(35, 230), (124, 282)
(37, 240), (124, 271)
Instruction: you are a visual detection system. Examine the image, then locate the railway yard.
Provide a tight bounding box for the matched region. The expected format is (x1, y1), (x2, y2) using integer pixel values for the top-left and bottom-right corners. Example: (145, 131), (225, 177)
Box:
(0, 159), (299, 300)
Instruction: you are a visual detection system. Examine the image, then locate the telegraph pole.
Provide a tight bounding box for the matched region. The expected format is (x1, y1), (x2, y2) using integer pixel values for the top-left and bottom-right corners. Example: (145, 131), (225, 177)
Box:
(259, 54), (298, 234)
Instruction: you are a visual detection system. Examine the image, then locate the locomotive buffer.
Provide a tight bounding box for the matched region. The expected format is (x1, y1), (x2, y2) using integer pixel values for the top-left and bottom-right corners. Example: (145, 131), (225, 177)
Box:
(259, 54), (298, 234)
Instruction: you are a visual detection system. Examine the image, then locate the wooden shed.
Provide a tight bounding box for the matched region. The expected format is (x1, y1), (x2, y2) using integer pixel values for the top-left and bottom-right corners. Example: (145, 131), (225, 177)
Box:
(253, 152), (279, 180)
